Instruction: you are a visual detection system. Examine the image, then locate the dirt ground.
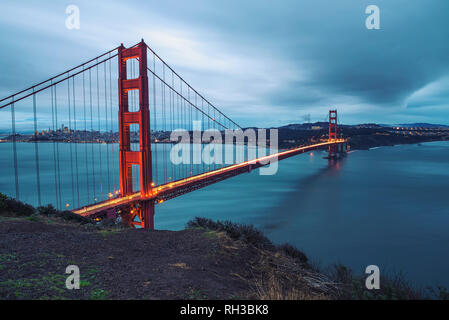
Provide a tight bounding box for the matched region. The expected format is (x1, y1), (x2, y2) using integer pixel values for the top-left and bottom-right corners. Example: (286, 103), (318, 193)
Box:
(0, 215), (330, 300)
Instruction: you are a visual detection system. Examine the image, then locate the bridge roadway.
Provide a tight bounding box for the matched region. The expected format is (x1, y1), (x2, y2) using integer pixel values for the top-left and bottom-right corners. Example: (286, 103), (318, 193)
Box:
(73, 140), (346, 217)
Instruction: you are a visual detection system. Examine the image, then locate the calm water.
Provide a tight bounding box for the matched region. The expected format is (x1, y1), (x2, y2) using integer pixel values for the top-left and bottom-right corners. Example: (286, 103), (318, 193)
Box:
(1, 141), (449, 287)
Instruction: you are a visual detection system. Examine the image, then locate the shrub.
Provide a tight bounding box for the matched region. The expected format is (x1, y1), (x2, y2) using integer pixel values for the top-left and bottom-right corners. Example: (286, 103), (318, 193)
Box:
(0, 193), (8, 210)
(187, 217), (273, 250)
(36, 204), (93, 224)
(430, 286), (449, 300)
(1, 197), (35, 216)
(277, 243), (308, 264)
(37, 204), (58, 216)
(326, 264), (425, 300)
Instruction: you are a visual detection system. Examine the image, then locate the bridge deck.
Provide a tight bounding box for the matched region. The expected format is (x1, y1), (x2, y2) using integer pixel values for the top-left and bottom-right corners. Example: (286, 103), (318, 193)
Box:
(73, 140), (346, 217)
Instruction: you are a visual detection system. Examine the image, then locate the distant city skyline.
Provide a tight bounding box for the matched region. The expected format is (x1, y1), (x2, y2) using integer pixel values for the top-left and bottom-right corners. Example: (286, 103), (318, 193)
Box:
(1, 0), (448, 127)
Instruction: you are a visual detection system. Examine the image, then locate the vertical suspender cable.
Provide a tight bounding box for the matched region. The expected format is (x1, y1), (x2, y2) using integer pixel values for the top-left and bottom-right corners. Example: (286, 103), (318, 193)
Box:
(188, 87), (192, 176)
(104, 62), (111, 194)
(32, 89), (41, 206)
(67, 74), (75, 208)
(162, 65), (167, 184)
(54, 85), (62, 209)
(10, 97), (19, 200)
(50, 84), (59, 208)
(73, 77), (80, 208)
(89, 69), (96, 202)
(202, 98), (205, 174)
(195, 93), (198, 175)
(170, 71), (174, 181)
(83, 68), (90, 204)
(152, 53), (158, 186)
(109, 55), (115, 193)
(96, 60), (103, 201)
(177, 80), (181, 180)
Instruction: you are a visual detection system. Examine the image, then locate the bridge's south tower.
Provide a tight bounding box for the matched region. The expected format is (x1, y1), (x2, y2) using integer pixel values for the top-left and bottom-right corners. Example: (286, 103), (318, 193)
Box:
(118, 40), (154, 229)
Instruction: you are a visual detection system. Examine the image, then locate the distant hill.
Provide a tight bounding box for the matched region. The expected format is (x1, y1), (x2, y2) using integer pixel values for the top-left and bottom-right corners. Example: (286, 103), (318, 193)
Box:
(278, 122), (384, 130)
(279, 122), (329, 130)
(395, 123), (449, 128)
(277, 122), (449, 130)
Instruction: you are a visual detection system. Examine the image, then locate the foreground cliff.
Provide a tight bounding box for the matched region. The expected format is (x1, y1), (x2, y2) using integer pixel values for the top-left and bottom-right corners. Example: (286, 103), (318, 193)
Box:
(0, 195), (444, 300)
(0, 217), (335, 299)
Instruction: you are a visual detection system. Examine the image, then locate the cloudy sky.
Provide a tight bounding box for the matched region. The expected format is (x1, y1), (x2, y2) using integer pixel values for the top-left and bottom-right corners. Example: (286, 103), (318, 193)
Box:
(0, 0), (448, 127)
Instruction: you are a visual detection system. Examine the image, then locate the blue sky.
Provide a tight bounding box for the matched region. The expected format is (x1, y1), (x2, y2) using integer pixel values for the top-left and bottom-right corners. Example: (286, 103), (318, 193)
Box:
(0, 0), (449, 127)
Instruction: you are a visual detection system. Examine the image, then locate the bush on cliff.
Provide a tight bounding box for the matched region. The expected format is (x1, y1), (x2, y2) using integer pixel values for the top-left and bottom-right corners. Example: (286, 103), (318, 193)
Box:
(37, 204), (93, 224)
(187, 217), (310, 265)
(187, 217), (274, 250)
(0, 193), (35, 216)
(0, 193), (92, 224)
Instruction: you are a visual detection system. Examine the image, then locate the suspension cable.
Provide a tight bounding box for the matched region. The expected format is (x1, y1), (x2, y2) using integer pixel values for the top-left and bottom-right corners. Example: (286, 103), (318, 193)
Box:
(145, 44), (241, 130)
(0, 53), (119, 110)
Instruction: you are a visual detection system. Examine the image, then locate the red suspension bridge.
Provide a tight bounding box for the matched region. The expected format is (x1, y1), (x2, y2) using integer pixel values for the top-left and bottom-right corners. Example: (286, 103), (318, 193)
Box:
(0, 40), (347, 230)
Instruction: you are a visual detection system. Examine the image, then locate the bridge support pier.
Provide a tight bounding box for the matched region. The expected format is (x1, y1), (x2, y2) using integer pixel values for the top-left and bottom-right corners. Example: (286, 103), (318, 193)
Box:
(328, 142), (348, 160)
(141, 201), (155, 230)
(328, 144), (338, 159)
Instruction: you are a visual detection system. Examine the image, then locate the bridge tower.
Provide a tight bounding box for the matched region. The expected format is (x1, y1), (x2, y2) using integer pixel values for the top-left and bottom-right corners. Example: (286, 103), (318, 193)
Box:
(118, 40), (155, 230)
(328, 109), (338, 158)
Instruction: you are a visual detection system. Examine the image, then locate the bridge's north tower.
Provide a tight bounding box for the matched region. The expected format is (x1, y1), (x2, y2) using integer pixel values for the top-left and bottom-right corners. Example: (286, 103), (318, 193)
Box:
(328, 109), (339, 158)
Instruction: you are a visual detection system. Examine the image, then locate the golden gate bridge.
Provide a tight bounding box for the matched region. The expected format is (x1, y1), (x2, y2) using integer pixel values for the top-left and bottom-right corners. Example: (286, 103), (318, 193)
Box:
(0, 40), (347, 230)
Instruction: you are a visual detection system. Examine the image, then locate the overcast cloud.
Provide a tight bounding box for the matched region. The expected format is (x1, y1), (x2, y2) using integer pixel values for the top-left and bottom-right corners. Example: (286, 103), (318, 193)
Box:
(0, 0), (448, 127)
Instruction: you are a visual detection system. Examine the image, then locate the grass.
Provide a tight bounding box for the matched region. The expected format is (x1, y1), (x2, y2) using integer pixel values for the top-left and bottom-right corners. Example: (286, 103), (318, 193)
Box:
(0, 253), (16, 263)
(24, 215), (40, 222)
(90, 288), (109, 300)
(254, 275), (326, 300)
(0, 244), (109, 300)
(0, 273), (67, 299)
(0, 266), (109, 300)
(184, 288), (208, 300)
